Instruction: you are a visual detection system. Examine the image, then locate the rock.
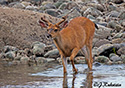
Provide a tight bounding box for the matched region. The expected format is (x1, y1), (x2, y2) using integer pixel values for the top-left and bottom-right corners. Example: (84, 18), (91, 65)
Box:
(5, 51), (16, 60)
(21, 1), (31, 7)
(120, 55), (125, 63)
(43, 3), (56, 10)
(4, 45), (18, 53)
(35, 57), (47, 64)
(25, 5), (38, 11)
(74, 56), (86, 64)
(54, 1), (64, 8)
(109, 11), (119, 17)
(59, 1), (78, 10)
(94, 39), (110, 47)
(14, 56), (21, 61)
(13, 3), (25, 9)
(44, 45), (54, 53)
(44, 49), (59, 58)
(87, 15), (96, 20)
(20, 56), (29, 64)
(121, 20), (125, 27)
(113, 33), (123, 38)
(44, 9), (59, 17)
(0, 53), (5, 59)
(109, 53), (121, 62)
(32, 42), (46, 56)
(58, 2), (67, 10)
(87, 3), (104, 12)
(111, 38), (122, 44)
(107, 21), (116, 29)
(83, 7), (102, 17)
(97, 44), (116, 56)
(118, 11), (125, 20)
(117, 46), (125, 55)
(115, 24), (124, 31)
(107, 5), (117, 11)
(94, 27), (111, 39)
(111, 0), (124, 4)
(93, 62), (101, 67)
(95, 56), (110, 63)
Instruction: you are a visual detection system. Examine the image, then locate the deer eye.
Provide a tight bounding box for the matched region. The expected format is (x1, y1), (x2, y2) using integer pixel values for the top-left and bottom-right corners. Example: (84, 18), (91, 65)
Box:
(54, 29), (58, 32)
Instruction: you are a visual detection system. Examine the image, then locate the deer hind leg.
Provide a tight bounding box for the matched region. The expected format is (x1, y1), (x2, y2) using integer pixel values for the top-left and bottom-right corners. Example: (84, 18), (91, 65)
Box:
(81, 46), (91, 70)
(86, 39), (93, 70)
(61, 55), (67, 73)
(70, 48), (79, 73)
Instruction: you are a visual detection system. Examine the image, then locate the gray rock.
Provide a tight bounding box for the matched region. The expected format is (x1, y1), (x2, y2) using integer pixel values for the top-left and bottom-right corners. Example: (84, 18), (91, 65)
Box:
(120, 55), (125, 63)
(93, 62), (101, 67)
(94, 27), (111, 39)
(20, 56), (29, 64)
(107, 21), (116, 29)
(32, 42), (46, 56)
(74, 56), (86, 64)
(43, 3), (56, 10)
(117, 46), (125, 55)
(118, 11), (125, 20)
(115, 24), (124, 31)
(44, 49), (59, 58)
(113, 33), (123, 38)
(25, 5), (38, 11)
(4, 45), (18, 53)
(13, 3), (25, 9)
(107, 5), (116, 11)
(109, 54), (121, 62)
(54, 1), (64, 8)
(58, 2), (67, 10)
(97, 44), (114, 55)
(111, 0), (124, 4)
(109, 11), (119, 17)
(94, 39), (110, 47)
(44, 9), (59, 17)
(0, 53), (5, 59)
(87, 15), (96, 20)
(83, 7), (102, 17)
(95, 56), (110, 63)
(87, 3), (104, 12)
(14, 56), (21, 61)
(35, 57), (47, 64)
(5, 51), (16, 60)
(59, 1), (78, 10)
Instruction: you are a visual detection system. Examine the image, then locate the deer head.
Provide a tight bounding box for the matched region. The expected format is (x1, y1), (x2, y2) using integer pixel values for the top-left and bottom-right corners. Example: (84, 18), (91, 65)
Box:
(39, 16), (68, 39)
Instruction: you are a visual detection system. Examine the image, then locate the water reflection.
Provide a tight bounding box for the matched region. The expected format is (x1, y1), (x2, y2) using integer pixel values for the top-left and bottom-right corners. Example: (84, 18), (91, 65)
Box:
(63, 72), (93, 88)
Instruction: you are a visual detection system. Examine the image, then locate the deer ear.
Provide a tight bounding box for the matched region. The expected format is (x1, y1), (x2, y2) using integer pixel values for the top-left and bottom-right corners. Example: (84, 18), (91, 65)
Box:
(38, 20), (48, 28)
(60, 21), (68, 28)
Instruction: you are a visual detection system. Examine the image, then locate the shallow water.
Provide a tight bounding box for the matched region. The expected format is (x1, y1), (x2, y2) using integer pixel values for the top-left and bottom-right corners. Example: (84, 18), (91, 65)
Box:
(0, 60), (125, 88)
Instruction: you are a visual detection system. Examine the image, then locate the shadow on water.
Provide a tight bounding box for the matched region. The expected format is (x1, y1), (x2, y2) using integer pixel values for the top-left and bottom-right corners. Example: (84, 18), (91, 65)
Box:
(63, 72), (93, 88)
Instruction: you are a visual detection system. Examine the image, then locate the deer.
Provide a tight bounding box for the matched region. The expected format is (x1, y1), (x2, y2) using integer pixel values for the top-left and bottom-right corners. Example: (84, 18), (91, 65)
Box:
(38, 15), (98, 74)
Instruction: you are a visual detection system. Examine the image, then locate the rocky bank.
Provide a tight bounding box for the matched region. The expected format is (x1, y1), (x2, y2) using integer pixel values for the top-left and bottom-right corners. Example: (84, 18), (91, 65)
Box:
(0, 0), (125, 66)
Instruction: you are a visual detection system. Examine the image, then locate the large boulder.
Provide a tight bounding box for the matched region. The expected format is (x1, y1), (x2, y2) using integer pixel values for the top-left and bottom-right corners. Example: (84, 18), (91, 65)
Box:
(32, 42), (46, 56)
(44, 49), (59, 58)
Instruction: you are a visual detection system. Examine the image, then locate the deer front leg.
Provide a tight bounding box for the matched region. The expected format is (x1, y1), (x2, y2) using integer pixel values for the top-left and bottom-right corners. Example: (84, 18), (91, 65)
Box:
(61, 55), (67, 74)
(70, 48), (79, 73)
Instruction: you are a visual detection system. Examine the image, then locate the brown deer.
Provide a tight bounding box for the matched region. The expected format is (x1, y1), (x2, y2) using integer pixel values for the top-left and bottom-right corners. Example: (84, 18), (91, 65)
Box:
(39, 16), (98, 74)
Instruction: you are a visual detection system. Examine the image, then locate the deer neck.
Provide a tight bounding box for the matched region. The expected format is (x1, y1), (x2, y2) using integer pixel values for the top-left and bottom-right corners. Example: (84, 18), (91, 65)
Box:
(53, 34), (65, 55)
